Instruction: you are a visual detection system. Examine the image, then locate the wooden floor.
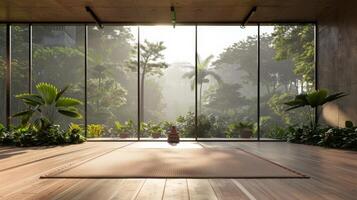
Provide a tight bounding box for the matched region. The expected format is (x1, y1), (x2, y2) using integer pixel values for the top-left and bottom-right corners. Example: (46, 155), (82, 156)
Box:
(0, 141), (356, 200)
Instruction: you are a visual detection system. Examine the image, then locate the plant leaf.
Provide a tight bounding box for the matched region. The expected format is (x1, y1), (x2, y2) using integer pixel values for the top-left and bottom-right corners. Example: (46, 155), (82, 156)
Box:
(55, 86), (69, 101)
(56, 97), (82, 107)
(58, 107), (82, 119)
(16, 93), (44, 106)
(324, 92), (348, 103)
(12, 110), (34, 118)
(306, 89), (327, 107)
(36, 82), (58, 105)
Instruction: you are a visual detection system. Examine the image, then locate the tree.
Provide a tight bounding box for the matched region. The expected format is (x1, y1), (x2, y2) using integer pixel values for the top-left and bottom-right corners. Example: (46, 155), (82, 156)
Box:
(272, 25), (315, 91)
(214, 25), (315, 136)
(183, 55), (222, 114)
(203, 83), (248, 116)
(214, 34), (297, 96)
(86, 26), (137, 126)
(128, 40), (168, 121)
(13, 82), (82, 129)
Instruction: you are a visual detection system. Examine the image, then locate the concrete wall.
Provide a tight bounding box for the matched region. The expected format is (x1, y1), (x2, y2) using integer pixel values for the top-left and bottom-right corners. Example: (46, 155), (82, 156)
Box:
(318, 0), (357, 127)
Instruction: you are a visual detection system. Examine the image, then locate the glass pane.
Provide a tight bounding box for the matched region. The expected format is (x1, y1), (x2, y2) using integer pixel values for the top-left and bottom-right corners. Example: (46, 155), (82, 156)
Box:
(11, 25), (29, 126)
(32, 25), (85, 128)
(260, 24), (315, 139)
(0, 25), (6, 125)
(87, 26), (138, 139)
(140, 25), (195, 139)
(197, 26), (258, 139)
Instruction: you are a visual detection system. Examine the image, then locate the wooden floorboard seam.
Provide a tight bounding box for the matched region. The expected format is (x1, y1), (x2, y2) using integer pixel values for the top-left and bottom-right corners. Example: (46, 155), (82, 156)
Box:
(133, 179), (147, 200)
(161, 179), (168, 200)
(232, 180), (256, 200)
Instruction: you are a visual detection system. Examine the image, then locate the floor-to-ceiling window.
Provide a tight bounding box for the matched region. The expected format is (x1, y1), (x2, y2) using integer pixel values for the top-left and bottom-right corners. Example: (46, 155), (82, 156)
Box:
(87, 26), (138, 139)
(0, 25), (6, 125)
(10, 25), (29, 126)
(140, 26), (195, 139)
(259, 24), (315, 139)
(32, 25), (85, 127)
(1, 23), (316, 140)
(197, 26), (258, 139)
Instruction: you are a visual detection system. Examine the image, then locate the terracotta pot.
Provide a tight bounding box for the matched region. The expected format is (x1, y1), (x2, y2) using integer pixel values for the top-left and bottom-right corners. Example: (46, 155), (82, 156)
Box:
(119, 132), (129, 138)
(240, 128), (252, 138)
(152, 132), (161, 138)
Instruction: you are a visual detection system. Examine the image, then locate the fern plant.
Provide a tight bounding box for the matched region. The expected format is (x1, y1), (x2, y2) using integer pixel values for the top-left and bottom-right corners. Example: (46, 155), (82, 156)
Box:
(13, 82), (82, 130)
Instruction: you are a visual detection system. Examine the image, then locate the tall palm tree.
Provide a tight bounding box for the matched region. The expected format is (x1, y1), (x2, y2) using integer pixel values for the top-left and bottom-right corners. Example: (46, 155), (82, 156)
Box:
(183, 55), (222, 114)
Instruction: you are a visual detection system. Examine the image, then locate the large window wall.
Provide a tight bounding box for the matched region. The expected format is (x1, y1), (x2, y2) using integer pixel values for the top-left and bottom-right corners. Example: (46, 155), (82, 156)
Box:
(87, 26), (138, 138)
(10, 25), (29, 125)
(0, 23), (316, 141)
(197, 26), (258, 139)
(0, 25), (6, 125)
(32, 25), (85, 127)
(259, 25), (315, 139)
(140, 26), (195, 139)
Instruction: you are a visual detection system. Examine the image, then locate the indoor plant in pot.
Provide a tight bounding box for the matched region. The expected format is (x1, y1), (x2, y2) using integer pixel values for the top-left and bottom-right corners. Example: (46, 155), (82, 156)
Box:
(148, 123), (163, 139)
(238, 122), (254, 138)
(115, 120), (134, 138)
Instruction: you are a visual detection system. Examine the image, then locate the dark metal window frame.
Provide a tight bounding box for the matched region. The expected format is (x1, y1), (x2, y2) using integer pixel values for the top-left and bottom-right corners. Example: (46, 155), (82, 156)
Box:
(1, 22), (318, 142)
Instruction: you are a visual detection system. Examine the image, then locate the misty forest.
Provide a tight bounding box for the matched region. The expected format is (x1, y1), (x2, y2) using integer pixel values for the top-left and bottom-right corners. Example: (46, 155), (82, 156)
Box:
(0, 25), (315, 139)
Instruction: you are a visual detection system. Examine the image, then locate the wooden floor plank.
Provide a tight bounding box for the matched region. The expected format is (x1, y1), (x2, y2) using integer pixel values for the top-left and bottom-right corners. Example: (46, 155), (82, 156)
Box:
(210, 179), (250, 200)
(1, 141), (357, 200)
(0, 142), (131, 197)
(135, 179), (166, 200)
(187, 179), (218, 200)
(162, 179), (189, 200)
(110, 179), (145, 200)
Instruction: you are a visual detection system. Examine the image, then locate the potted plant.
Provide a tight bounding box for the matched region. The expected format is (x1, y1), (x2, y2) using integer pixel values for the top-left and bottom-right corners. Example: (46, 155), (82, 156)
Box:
(115, 120), (134, 138)
(148, 123), (163, 138)
(238, 122), (254, 138)
(87, 124), (105, 138)
(226, 123), (240, 138)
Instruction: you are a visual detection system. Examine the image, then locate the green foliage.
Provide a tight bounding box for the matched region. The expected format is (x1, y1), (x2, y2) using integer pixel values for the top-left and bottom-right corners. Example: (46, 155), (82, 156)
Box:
(203, 83), (247, 114)
(13, 82), (82, 130)
(226, 123), (241, 138)
(226, 121), (255, 138)
(176, 112), (196, 138)
(0, 123), (5, 133)
(286, 124), (325, 145)
(176, 112), (236, 138)
(284, 89), (347, 110)
(87, 124), (105, 138)
(147, 122), (164, 137)
(67, 123), (86, 144)
(284, 122), (357, 150)
(265, 126), (289, 140)
(345, 121), (354, 128)
(272, 25), (315, 84)
(268, 93), (311, 125)
(183, 55), (222, 113)
(237, 121), (254, 129)
(162, 121), (175, 132)
(212, 26), (316, 138)
(87, 71), (128, 124)
(0, 124), (85, 147)
(140, 122), (163, 138)
(114, 120), (135, 137)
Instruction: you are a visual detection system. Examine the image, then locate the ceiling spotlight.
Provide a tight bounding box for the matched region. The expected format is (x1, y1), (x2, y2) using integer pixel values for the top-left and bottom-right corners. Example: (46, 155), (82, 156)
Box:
(85, 6), (103, 29)
(171, 6), (176, 28)
(242, 6), (257, 28)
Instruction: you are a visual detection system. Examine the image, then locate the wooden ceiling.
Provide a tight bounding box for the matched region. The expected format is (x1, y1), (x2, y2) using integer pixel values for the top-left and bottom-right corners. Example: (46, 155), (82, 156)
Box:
(0, 0), (334, 23)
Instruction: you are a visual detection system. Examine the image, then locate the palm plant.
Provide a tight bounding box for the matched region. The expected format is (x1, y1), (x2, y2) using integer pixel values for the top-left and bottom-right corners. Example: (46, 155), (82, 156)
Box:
(13, 82), (82, 130)
(285, 89), (347, 110)
(183, 55), (222, 113)
(284, 89), (347, 125)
